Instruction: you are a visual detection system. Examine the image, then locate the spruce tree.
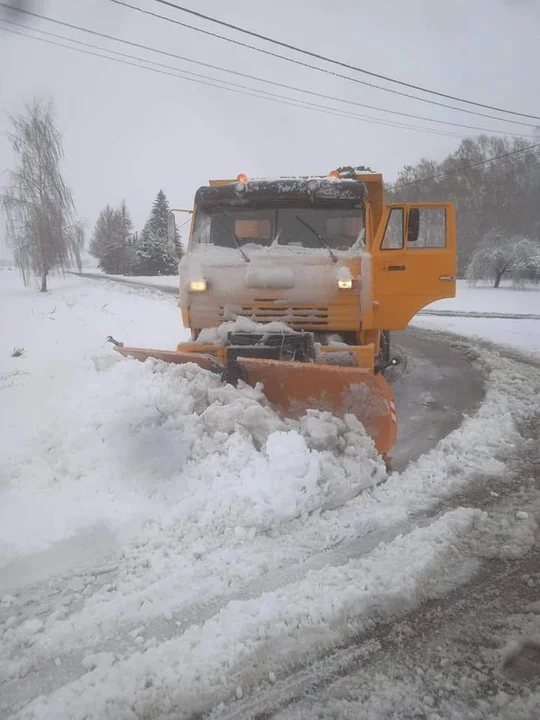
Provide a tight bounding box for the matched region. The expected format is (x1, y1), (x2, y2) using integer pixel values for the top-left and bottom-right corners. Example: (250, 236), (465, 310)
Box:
(135, 190), (183, 275)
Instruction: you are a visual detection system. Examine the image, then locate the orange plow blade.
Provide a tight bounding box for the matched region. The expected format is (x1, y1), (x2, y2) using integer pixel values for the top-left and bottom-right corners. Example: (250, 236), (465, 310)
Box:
(238, 358), (397, 456)
(112, 345), (222, 373)
(110, 344), (397, 456)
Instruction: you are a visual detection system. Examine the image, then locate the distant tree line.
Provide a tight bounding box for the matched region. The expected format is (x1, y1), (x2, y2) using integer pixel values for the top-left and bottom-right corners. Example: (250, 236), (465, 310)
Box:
(89, 189), (183, 276)
(388, 135), (540, 286)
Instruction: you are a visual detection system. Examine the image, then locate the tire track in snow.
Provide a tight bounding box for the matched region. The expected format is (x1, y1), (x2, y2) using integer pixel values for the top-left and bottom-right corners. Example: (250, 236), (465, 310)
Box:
(205, 414), (540, 720)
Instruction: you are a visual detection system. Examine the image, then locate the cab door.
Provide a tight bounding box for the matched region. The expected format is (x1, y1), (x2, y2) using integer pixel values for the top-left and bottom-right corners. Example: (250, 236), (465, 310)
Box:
(371, 203), (456, 330)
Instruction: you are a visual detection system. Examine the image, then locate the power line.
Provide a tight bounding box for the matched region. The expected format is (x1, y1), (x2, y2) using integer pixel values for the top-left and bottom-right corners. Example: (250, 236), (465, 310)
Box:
(110, 0), (538, 129)
(0, 21), (486, 140)
(388, 142), (540, 190)
(0, 24), (476, 139)
(1, 15), (534, 140)
(148, 0), (540, 121)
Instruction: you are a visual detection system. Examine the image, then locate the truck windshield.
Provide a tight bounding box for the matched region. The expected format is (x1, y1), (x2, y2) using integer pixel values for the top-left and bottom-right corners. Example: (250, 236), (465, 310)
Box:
(192, 206), (365, 252)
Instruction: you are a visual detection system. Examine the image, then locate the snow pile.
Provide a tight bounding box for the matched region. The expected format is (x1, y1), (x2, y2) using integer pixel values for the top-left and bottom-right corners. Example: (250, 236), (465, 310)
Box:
(0, 270), (385, 570)
(0, 349), (385, 567)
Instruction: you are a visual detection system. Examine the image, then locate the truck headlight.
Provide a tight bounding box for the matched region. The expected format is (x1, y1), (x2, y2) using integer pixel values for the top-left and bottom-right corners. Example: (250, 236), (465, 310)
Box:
(189, 279), (208, 292)
(338, 278), (353, 289)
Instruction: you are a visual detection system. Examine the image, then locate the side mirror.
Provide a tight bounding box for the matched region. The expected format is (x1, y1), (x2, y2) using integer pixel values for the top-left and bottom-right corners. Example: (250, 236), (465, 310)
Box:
(167, 212), (180, 261)
(407, 208), (420, 244)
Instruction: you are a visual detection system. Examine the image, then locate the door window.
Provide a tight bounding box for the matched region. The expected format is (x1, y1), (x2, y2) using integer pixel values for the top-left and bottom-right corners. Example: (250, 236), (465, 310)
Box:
(381, 208), (404, 250)
(408, 208), (446, 248)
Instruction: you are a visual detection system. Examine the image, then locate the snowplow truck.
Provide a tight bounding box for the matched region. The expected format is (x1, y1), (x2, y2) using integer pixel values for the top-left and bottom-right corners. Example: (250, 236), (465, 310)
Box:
(111, 169), (456, 460)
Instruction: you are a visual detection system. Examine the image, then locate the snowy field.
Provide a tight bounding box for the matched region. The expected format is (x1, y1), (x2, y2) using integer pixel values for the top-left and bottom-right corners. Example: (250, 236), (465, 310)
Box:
(413, 313), (540, 354)
(1, 268), (540, 718)
(425, 279), (540, 316)
(412, 280), (540, 354)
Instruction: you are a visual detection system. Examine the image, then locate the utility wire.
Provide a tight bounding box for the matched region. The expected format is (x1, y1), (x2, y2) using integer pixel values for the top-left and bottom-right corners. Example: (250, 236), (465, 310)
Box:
(0, 24), (477, 139)
(2, 1), (537, 130)
(1, 15), (533, 140)
(1, 27), (538, 206)
(110, 0), (538, 129)
(388, 142), (540, 190)
(148, 0), (540, 121)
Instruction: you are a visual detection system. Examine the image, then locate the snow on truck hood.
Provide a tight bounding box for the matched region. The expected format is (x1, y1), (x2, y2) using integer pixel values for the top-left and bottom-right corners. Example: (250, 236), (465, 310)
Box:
(179, 245), (365, 295)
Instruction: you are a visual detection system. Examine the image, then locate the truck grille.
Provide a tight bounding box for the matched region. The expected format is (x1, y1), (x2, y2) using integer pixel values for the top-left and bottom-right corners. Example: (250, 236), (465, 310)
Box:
(219, 305), (329, 327)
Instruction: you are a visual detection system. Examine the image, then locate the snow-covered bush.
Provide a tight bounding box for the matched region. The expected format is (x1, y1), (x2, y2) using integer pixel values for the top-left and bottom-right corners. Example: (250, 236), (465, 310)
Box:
(466, 231), (540, 288)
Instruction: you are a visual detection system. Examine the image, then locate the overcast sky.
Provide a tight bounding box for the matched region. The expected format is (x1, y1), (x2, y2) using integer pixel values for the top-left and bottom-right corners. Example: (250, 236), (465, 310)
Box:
(1, 0), (539, 255)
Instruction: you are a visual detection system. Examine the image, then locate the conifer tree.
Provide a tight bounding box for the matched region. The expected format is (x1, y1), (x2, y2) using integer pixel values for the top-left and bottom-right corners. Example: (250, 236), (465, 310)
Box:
(89, 201), (134, 275)
(135, 190), (183, 275)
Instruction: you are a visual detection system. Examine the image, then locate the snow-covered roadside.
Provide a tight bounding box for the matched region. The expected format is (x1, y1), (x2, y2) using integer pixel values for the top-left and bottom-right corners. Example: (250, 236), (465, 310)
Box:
(412, 315), (540, 354)
(1, 269), (540, 718)
(80, 271), (178, 292)
(424, 279), (540, 316)
(412, 281), (540, 354)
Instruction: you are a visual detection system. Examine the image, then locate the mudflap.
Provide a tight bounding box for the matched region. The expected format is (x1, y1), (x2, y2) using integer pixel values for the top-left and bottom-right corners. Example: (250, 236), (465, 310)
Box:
(237, 357), (398, 456)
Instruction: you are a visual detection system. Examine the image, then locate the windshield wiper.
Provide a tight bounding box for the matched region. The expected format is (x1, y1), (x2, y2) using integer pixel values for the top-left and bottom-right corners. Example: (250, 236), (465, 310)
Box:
(215, 217), (250, 262)
(294, 215), (337, 263)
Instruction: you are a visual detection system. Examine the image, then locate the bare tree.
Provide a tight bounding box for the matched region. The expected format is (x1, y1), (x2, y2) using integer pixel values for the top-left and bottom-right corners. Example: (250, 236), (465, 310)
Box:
(2, 99), (84, 292)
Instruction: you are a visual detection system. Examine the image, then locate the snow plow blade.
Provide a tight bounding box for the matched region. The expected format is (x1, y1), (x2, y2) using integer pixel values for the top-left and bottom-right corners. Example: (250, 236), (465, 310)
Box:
(236, 357), (397, 456)
(111, 342), (397, 456)
(111, 345), (223, 373)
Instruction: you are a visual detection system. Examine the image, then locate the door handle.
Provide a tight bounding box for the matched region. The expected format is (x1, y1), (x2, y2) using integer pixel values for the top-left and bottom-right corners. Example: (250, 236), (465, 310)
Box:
(387, 265), (406, 271)
(439, 275), (456, 281)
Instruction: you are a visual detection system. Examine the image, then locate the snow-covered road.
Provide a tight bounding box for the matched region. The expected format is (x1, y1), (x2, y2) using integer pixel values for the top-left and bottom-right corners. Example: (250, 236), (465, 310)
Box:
(1, 270), (539, 719)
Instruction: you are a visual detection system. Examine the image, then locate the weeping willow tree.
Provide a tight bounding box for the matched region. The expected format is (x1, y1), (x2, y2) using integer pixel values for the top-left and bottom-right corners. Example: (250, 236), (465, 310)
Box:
(2, 99), (84, 291)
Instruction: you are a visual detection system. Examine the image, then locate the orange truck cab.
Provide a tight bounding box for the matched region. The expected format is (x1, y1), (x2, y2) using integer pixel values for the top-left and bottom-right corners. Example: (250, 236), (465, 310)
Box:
(177, 170), (456, 372)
